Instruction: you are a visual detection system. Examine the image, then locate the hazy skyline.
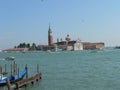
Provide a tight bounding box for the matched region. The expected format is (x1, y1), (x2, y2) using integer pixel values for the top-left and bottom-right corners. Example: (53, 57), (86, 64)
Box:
(0, 0), (120, 50)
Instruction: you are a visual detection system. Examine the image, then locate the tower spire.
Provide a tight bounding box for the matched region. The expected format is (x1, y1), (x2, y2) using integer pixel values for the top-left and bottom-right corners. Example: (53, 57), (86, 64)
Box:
(48, 24), (53, 46)
(48, 23), (51, 30)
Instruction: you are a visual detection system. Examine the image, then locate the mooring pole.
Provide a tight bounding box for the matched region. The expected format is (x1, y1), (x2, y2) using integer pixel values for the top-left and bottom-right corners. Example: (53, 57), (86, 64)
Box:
(16, 63), (17, 75)
(25, 64), (28, 78)
(18, 68), (19, 79)
(5, 64), (7, 73)
(6, 78), (11, 90)
(0, 66), (2, 80)
(11, 64), (12, 75)
(37, 64), (39, 73)
(0, 66), (2, 74)
(0, 66), (1, 74)
(13, 61), (16, 76)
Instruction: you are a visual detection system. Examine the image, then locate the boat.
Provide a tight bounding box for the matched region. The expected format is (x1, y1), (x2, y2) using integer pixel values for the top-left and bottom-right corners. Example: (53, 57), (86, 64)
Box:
(115, 46), (120, 49)
(0, 74), (7, 80)
(0, 69), (27, 86)
(5, 56), (15, 60)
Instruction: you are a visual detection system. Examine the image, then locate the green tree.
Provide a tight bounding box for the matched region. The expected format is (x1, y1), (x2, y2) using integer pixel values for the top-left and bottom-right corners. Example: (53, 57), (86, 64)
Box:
(23, 42), (26, 48)
(31, 43), (36, 50)
(26, 43), (30, 48)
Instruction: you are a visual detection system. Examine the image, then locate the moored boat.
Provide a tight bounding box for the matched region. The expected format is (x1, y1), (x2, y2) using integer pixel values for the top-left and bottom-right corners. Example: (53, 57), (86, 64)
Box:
(0, 69), (27, 86)
(0, 74), (7, 80)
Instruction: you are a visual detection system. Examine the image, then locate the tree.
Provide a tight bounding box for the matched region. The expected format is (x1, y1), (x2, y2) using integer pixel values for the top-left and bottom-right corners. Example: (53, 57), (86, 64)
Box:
(26, 43), (30, 48)
(31, 43), (36, 50)
(22, 42), (26, 48)
(15, 42), (38, 50)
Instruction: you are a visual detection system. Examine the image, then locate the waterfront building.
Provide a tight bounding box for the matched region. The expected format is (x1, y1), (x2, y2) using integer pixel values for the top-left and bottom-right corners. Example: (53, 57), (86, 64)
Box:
(55, 35), (83, 51)
(47, 25), (83, 51)
(47, 25), (104, 51)
(3, 25), (105, 52)
(3, 48), (29, 52)
(83, 42), (105, 50)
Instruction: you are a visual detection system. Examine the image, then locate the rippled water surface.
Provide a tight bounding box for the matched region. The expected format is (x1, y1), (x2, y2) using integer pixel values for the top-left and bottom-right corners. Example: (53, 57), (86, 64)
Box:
(0, 48), (120, 90)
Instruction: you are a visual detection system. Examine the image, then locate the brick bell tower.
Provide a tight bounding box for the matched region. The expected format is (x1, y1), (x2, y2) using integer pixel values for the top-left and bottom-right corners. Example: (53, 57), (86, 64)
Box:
(48, 24), (53, 46)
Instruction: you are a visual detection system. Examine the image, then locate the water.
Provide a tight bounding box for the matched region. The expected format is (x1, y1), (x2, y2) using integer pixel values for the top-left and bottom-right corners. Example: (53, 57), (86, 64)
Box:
(1, 48), (120, 90)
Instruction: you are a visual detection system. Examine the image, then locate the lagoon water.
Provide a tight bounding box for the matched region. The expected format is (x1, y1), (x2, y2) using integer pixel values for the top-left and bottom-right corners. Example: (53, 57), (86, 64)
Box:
(1, 48), (120, 90)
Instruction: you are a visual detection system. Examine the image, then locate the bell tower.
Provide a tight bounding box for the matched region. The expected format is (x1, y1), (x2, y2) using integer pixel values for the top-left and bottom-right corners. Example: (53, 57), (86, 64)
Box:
(48, 24), (53, 46)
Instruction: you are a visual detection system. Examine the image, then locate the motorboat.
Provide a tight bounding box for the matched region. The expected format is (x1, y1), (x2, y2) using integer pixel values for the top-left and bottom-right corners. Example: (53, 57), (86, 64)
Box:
(5, 56), (15, 60)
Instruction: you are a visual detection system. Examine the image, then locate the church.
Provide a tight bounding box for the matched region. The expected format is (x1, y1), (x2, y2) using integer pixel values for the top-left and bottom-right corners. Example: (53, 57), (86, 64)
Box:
(47, 25), (84, 51)
(37, 25), (104, 51)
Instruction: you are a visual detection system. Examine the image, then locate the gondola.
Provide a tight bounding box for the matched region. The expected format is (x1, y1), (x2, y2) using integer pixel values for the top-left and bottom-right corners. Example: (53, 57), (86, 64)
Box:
(0, 69), (27, 86)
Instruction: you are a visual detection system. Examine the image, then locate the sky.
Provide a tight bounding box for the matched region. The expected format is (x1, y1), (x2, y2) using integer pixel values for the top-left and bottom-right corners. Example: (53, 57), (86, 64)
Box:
(0, 0), (120, 50)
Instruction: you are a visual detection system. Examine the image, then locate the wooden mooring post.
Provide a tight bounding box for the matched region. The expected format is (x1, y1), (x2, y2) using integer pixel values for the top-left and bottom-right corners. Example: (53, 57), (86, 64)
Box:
(37, 64), (39, 73)
(0, 65), (2, 74)
(11, 64), (13, 75)
(6, 78), (12, 90)
(0, 66), (2, 80)
(5, 64), (7, 73)
(25, 64), (28, 79)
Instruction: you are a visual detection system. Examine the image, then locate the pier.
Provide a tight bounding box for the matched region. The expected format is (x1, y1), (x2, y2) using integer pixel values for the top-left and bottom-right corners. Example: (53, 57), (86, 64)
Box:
(15, 73), (42, 89)
(0, 62), (42, 90)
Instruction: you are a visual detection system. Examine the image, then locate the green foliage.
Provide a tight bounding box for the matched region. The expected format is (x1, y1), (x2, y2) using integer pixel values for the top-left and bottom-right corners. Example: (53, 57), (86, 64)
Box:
(15, 42), (37, 50)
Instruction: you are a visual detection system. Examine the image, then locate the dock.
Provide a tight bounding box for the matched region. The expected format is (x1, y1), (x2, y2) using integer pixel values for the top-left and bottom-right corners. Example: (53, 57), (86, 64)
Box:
(0, 62), (42, 90)
(15, 73), (42, 89)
